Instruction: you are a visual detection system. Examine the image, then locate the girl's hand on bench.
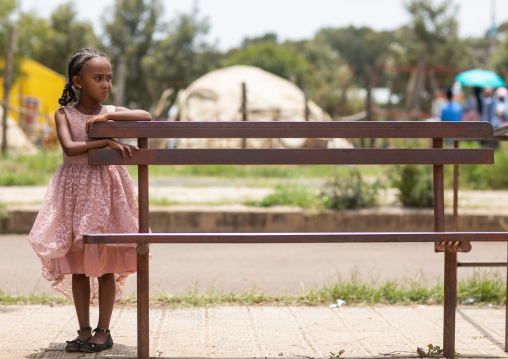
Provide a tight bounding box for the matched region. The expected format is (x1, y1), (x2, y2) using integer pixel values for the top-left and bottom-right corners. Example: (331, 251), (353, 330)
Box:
(107, 139), (139, 158)
(86, 113), (109, 133)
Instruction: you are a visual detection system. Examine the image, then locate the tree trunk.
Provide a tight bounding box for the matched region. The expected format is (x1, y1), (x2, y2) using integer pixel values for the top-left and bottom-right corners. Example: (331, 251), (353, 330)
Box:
(2, 24), (15, 156)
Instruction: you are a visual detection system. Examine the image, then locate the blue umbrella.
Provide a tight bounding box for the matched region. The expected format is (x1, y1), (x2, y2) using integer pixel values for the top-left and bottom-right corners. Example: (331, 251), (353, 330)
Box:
(455, 69), (505, 88)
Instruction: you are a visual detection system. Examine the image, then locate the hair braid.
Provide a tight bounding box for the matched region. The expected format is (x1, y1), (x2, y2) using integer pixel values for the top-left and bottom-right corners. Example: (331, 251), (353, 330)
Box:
(58, 48), (109, 106)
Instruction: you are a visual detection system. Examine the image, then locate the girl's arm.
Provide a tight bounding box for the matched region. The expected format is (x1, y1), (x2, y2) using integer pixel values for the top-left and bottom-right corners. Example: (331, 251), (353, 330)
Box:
(86, 107), (151, 132)
(55, 108), (138, 158)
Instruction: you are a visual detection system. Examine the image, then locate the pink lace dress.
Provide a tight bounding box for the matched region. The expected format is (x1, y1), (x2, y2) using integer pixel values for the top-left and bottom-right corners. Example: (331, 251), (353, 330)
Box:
(28, 105), (138, 303)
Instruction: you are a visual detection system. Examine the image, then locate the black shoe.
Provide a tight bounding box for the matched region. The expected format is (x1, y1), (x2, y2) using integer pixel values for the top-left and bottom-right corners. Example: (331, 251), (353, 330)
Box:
(79, 328), (114, 353)
(65, 326), (92, 352)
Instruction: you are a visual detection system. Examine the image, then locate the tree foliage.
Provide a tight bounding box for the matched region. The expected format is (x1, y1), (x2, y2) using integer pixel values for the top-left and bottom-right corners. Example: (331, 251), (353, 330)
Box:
(102, 0), (163, 107)
(0, 0), (16, 57)
(401, 0), (465, 66)
(495, 35), (508, 80)
(285, 39), (353, 117)
(29, 3), (97, 74)
(224, 39), (309, 82)
(7, 0), (508, 121)
(142, 6), (221, 113)
(314, 26), (394, 84)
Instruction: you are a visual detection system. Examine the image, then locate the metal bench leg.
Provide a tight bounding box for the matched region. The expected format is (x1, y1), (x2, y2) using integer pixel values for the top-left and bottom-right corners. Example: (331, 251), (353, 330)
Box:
(434, 138), (455, 358)
(137, 138), (150, 359)
(137, 245), (150, 359)
(444, 251), (457, 358)
(506, 242), (508, 352)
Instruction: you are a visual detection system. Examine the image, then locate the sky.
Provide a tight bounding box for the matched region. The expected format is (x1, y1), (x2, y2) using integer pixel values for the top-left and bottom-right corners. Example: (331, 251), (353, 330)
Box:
(18, 0), (508, 51)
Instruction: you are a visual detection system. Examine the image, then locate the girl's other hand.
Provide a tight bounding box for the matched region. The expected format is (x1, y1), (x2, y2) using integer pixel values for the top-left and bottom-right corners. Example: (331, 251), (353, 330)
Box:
(86, 114), (109, 133)
(107, 139), (139, 158)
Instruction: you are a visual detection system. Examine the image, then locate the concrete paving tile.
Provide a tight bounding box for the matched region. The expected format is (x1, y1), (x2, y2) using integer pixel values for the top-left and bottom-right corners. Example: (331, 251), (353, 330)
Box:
(1, 304), (508, 359)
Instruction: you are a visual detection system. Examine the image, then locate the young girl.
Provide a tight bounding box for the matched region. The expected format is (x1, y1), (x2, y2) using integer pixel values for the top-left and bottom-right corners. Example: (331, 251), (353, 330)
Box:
(28, 48), (151, 353)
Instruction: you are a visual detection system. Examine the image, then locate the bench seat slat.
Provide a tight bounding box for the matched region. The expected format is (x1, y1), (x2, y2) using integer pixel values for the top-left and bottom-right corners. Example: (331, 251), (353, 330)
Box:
(83, 232), (508, 244)
(89, 148), (493, 165)
(88, 121), (494, 139)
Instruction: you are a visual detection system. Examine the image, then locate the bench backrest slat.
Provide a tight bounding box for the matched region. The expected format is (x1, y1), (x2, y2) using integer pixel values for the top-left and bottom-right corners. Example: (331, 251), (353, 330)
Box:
(88, 121), (494, 139)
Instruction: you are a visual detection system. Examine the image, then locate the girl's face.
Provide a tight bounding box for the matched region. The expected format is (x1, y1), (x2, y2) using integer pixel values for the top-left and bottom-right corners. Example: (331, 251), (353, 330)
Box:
(74, 57), (112, 103)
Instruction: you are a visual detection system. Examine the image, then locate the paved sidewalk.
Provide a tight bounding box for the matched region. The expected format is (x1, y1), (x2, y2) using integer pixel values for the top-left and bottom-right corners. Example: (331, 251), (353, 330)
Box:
(2, 304), (507, 359)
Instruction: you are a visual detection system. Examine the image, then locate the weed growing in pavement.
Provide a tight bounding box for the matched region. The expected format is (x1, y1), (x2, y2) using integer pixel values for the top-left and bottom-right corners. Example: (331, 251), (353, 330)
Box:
(328, 349), (345, 359)
(416, 344), (443, 358)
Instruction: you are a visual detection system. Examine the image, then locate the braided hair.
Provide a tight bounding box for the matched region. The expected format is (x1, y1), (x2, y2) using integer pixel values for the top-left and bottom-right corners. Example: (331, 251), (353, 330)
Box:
(58, 48), (109, 106)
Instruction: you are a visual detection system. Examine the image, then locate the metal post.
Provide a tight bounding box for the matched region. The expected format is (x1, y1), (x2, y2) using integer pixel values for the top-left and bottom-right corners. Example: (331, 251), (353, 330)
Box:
(453, 141), (459, 232)
(506, 240), (508, 352)
(241, 82), (247, 148)
(137, 137), (150, 359)
(435, 137), (456, 359)
(303, 84), (310, 121)
(364, 65), (374, 148)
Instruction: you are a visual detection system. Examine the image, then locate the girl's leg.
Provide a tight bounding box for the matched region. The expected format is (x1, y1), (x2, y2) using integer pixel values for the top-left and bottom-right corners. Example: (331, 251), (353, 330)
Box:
(89, 273), (116, 344)
(72, 274), (92, 341)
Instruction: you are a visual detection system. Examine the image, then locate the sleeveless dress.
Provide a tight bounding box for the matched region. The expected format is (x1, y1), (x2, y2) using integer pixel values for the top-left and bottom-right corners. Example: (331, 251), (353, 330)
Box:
(28, 105), (138, 303)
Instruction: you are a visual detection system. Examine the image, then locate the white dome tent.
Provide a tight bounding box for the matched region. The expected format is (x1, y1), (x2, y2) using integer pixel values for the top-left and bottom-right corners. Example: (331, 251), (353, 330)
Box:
(172, 65), (351, 149)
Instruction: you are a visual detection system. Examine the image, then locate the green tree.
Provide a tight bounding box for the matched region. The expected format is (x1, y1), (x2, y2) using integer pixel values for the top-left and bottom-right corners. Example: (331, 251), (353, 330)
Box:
(142, 6), (221, 114)
(30, 3), (98, 74)
(15, 12), (51, 60)
(240, 32), (278, 48)
(314, 26), (394, 85)
(388, 0), (467, 111)
(224, 40), (309, 82)
(285, 39), (353, 117)
(403, 0), (464, 66)
(102, 0), (162, 108)
(0, 0), (16, 57)
(495, 32), (508, 80)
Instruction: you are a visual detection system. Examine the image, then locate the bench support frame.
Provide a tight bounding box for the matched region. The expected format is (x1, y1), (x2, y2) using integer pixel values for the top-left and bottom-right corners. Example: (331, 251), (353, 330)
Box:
(82, 121), (507, 359)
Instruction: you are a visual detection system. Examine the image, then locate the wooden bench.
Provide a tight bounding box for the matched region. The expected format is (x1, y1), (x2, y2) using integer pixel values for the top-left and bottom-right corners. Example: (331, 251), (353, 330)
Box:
(83, 120), (507, 359)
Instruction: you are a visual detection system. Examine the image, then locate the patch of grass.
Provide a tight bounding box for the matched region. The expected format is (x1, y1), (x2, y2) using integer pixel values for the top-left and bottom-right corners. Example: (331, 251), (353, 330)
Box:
(0, 151), (61, 185)
(0, 290), (71, 305)
(154, 288), (280, 307)
(149, 272), (506, 308)
(149, 197), (180, 206)
(248, 168), (383, 210)
(2, 272), (504, 307)
(128, 164), (354, 179)
(444, 142), (508, 190)
(249, 183), (322, 209)
(391, 165), (433, 208)
(321, 168), (382, 210)
(457, 271), (506, 303)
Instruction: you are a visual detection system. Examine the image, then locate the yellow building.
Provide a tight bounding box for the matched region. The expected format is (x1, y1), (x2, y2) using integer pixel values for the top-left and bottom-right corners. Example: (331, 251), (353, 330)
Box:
(0, 58), (66, 146)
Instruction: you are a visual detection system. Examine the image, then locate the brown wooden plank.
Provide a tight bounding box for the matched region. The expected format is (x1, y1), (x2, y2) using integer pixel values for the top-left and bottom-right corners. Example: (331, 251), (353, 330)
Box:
(83, 232), (508, 244)
(89, 148), (494, 165)
(87, 121), (494, 139)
